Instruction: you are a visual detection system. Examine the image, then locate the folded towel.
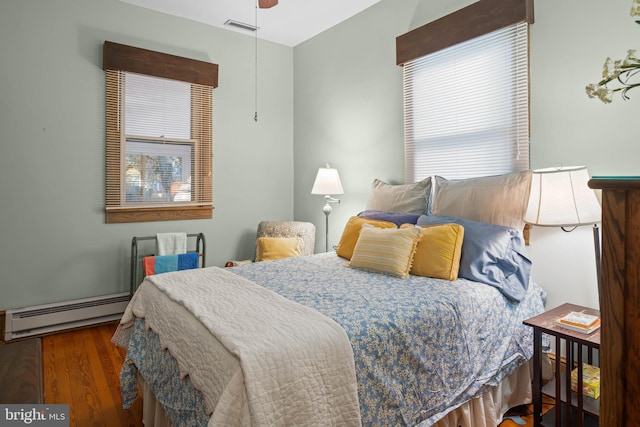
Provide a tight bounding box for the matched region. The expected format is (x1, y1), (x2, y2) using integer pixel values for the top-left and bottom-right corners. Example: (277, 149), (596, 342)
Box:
(154, 255), (179, 274)
(178, 252), (200, 270)
(156, 232), (187, 255)
(143, 253), (200, 276)
(143, 256), (155, 276)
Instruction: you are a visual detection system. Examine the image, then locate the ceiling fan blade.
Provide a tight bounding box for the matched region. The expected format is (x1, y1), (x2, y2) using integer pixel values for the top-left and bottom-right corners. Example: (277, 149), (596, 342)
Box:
(258, 0), (278, 8)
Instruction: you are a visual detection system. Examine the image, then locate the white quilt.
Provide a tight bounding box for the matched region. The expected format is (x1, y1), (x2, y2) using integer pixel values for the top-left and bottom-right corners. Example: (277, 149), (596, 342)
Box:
(115, 266), (361, 427)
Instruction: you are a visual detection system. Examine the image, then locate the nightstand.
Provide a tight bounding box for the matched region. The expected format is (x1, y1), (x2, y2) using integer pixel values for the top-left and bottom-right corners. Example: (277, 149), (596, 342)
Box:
(524, 303), (600, 427)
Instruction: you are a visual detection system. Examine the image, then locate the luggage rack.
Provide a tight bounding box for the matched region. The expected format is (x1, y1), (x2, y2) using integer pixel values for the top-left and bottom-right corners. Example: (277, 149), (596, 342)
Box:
(130, 233), (206, 294)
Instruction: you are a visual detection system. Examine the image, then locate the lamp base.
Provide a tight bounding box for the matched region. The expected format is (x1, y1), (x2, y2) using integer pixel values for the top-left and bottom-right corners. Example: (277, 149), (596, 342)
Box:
(321, 195), (340, 253)
(323, 208), (330, 253)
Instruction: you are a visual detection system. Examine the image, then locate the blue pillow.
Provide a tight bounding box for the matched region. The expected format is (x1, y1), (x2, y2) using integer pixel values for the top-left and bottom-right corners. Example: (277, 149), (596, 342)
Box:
(416, 215), (531, 302)
(358, 210), (422, 227)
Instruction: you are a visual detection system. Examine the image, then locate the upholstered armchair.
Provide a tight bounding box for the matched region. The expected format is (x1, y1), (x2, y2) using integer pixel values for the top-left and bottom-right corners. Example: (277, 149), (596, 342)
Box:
(225, 221), (316, 267)
(256, 221), (316, 257)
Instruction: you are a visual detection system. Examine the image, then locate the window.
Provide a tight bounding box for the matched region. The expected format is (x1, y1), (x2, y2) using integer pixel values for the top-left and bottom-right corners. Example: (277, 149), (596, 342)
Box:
(125, 139), (192, 203)
(397, 0), (533, 182)
(123, 73), (194, 204)
(103, 42), (218, 223)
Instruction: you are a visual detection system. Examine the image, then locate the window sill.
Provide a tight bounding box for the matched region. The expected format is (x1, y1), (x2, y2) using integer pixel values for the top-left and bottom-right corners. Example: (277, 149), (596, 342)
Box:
(106, 205), (213, 223)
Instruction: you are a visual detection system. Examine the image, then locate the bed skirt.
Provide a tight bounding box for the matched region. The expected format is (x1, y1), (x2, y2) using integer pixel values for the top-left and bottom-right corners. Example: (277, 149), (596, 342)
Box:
(138, 374), (172, 427)
(433, 361), (532, 427)
(137, 361), (532, 427)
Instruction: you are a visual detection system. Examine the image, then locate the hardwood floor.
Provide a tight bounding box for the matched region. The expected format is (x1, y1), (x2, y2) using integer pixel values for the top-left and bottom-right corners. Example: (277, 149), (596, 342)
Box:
(501, 395), (555, 427)
(42, 323), (142, 427)
(40, 322), (547, 427)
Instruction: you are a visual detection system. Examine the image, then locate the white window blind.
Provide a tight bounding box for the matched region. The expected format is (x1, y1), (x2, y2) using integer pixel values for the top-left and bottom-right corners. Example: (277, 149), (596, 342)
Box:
(403, 21), (529, 182)
(125, 73), (192, 139)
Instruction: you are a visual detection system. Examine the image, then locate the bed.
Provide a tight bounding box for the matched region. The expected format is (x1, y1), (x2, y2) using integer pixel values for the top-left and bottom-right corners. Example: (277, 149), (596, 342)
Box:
(113, 171), (546, 426)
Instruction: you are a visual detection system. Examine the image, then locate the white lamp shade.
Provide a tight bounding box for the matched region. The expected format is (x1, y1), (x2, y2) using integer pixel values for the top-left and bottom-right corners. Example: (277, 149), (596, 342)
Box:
(524, 166), (601, 226)
(311, 167), (344, 195)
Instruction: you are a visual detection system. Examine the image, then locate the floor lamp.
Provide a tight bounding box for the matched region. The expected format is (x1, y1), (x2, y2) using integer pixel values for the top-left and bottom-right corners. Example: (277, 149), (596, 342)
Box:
(524, 165), (603, 296)
(311, 164), (344, 252)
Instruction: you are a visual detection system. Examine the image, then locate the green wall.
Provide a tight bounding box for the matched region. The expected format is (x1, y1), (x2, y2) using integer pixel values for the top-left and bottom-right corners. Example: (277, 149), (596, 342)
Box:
(0, 0), (293, 310)
(293, 0), (640, 310)
(2, 0), (639, 312)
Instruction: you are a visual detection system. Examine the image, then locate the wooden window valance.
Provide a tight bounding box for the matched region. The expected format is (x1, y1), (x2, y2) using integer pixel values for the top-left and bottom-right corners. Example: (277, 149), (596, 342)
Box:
(396, 0), (534, 66)
(103, 41), (218, 88)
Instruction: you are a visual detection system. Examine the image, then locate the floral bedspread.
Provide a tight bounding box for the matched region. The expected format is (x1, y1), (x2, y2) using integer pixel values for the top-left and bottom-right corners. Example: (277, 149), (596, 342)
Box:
(120, 252), (545, 426)
(121, 319), (211, 426)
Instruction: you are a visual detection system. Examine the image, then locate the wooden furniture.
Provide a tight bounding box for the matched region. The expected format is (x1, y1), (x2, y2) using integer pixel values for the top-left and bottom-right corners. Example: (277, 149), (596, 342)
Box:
(588, 177), (640, 426)
(524, 303), (600, 427)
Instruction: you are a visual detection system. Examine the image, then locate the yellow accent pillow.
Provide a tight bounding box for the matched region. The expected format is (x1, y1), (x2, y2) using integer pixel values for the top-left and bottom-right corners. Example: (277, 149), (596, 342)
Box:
(348, 225), (421, 278)
(401, 223), (464, 280)
(255, 237), (299, 261)
(336, 216), (397, 260)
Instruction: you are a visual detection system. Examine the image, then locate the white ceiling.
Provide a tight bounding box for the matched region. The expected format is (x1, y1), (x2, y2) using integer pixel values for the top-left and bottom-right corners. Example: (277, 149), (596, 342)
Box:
(120, 0), (382, 47)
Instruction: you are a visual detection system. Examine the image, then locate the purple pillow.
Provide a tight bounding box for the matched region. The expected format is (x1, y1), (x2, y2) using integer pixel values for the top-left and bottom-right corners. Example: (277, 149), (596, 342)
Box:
(358, 210), (421, 227)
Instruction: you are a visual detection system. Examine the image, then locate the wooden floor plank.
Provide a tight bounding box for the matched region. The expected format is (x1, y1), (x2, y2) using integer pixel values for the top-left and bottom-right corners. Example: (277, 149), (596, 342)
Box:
(41, 336), (60, 403)
(87, 326), (129, 427)
(68, 328), (97, 425)
(43, 329), (75, 422)
(80, 327), (121, 426)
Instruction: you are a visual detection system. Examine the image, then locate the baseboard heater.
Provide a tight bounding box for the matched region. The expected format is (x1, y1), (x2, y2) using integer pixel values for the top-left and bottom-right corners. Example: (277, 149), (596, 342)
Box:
(4, 292), (130, 341)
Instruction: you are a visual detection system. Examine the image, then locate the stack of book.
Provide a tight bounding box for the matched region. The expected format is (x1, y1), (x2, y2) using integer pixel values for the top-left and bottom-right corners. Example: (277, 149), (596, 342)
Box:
(554, 311), (601, 334)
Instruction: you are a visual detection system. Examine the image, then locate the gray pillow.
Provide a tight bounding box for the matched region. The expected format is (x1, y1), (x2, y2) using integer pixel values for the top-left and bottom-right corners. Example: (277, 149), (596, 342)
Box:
(432, 171), (532, 231)
(417, 215), (531, 302)
(366, 177), (432, 215)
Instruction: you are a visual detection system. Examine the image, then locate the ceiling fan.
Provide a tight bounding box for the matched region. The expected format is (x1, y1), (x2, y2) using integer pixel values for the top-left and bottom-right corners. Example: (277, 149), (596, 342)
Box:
(258, 0), (278, 8)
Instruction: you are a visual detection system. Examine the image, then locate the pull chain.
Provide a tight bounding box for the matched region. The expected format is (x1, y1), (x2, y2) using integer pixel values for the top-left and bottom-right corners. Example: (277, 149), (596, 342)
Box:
(254, 1), (258, 122)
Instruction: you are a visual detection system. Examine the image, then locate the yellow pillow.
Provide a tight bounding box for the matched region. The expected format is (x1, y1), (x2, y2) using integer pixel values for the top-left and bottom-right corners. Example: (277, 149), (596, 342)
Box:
(336, 216), (397, 260)
(401, 223), (464, 280)
(348, 225), (421, 278)
(256, 237), (299, 261)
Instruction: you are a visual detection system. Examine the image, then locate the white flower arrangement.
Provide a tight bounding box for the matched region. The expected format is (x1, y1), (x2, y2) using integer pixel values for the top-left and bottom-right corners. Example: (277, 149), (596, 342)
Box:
(632, 0), (640, 22)
(585, 0), (640, 103)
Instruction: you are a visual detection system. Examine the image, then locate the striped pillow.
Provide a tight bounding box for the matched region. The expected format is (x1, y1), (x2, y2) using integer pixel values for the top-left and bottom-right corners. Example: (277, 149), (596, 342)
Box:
(348, 225), (421, 278)
(336, 216), (397, 260)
